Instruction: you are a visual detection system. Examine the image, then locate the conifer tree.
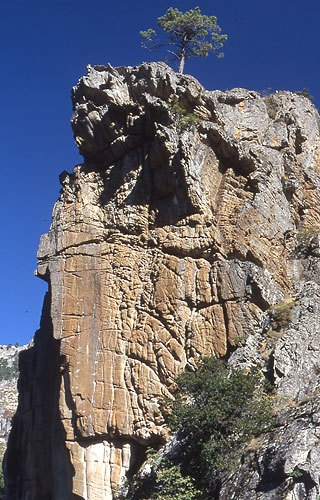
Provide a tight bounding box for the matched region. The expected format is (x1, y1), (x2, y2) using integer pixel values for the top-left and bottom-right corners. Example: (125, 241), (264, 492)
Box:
(140, 7), (227, 74)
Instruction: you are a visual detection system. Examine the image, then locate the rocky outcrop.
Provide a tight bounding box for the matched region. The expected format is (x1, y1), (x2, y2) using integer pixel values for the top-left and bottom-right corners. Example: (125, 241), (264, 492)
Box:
(222, 280), (320, 500)
(5, 62), (320, 499)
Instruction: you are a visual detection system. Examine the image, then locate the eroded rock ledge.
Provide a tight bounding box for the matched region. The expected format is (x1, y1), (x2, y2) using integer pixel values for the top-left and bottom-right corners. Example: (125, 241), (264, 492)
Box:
(5, 62), (320, 499)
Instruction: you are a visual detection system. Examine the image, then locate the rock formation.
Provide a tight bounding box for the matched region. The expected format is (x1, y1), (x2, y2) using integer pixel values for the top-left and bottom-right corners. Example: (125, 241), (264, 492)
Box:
(4, 62), (320, 499)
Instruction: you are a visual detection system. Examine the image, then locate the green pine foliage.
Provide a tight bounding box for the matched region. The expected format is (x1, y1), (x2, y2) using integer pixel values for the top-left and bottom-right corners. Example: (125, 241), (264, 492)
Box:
(140, 7), (227, 73)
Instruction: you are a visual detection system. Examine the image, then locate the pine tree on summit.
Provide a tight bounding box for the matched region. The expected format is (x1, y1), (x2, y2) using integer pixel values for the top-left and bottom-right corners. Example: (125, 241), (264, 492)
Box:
(140, 7), (227, 74)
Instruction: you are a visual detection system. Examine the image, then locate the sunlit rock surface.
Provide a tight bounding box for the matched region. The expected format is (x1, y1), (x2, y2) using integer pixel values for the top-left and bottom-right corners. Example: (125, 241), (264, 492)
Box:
(0, 344), (28, 446)
(5, 62), (320, 499)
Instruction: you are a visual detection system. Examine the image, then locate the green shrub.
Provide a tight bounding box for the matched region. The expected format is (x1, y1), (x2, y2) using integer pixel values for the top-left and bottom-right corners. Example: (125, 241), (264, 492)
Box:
(118, 454), (201, 500)
(150, 461), (201, 500)
(163, 358), (274, 494)
(179, 113), (201, 130)
(286, 468), (303, 479)
(168, 100), (201, 131)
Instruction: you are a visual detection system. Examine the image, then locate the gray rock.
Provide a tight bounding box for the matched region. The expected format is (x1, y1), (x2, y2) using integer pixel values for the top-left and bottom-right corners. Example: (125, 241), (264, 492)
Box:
(5, 62), (320, 500)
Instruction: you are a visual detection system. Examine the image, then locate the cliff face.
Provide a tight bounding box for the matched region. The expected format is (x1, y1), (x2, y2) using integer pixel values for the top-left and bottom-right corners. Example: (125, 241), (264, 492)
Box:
(5, 63), (320, 499)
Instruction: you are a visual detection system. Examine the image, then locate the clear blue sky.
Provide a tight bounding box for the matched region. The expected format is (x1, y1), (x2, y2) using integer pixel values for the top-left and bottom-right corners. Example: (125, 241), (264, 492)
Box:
(0, 0), (319, 345)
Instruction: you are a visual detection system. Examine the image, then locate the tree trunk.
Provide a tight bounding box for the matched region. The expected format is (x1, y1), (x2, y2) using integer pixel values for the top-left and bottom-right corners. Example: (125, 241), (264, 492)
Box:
(178, 56), (185, 73)
(178, 46), (186, 73)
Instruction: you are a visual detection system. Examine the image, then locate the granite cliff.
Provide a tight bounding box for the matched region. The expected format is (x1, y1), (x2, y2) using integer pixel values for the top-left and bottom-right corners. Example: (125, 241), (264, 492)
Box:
(4, 62), (320, 499)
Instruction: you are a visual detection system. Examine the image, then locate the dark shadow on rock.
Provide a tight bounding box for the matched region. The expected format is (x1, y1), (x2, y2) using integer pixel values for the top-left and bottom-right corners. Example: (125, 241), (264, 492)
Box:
(4, 291), (75, 500)
(256, 448), (286, 492)
(97, 145), (198, 229)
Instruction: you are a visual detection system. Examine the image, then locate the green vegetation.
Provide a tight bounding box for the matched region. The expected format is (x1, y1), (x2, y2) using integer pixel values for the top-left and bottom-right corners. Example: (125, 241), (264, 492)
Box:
(233, 334), (246, 346)
(115, 453), (201, 500)
(168, 100), (201, 130)
(150, 461), (201, 500)
(163, 358), (274, 495)
(286, 468), (303, 479)
(126, 358), (274, 498)
(0, 355), (19, 381)
(179, 113), (201, 130)
(140, 7), (227, 74)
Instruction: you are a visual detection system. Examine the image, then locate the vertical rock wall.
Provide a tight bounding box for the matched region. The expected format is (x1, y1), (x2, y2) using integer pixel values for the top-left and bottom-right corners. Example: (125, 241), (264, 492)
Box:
(5, 63), (320, 499)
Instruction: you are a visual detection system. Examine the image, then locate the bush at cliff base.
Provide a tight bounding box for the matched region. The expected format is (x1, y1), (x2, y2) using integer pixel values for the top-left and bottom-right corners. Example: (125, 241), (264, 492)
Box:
(163, 357), (274, 495)
(149, 462), (201, 500)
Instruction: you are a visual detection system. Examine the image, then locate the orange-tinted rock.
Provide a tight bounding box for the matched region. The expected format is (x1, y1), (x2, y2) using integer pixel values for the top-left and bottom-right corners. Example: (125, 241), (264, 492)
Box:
(6, 63), (320, 499)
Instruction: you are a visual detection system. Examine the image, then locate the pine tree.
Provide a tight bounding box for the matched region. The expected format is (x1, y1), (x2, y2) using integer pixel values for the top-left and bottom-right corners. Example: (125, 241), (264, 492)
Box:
(140, 7), (227, 74)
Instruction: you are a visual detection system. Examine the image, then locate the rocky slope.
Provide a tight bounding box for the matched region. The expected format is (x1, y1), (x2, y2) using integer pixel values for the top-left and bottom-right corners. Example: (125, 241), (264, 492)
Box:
(4, 62), (320, 499)
(0, 343), (28, 498)
(0, 344), (25, 448)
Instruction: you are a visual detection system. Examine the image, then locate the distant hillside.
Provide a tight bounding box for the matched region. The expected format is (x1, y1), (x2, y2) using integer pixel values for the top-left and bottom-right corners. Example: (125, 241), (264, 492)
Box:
(0, 343), (30, 498)
(0, 345), (20, 381)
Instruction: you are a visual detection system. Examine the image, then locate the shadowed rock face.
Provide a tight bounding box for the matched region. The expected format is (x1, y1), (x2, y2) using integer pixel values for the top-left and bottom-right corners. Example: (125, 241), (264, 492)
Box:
(5, 63), (320, 499)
